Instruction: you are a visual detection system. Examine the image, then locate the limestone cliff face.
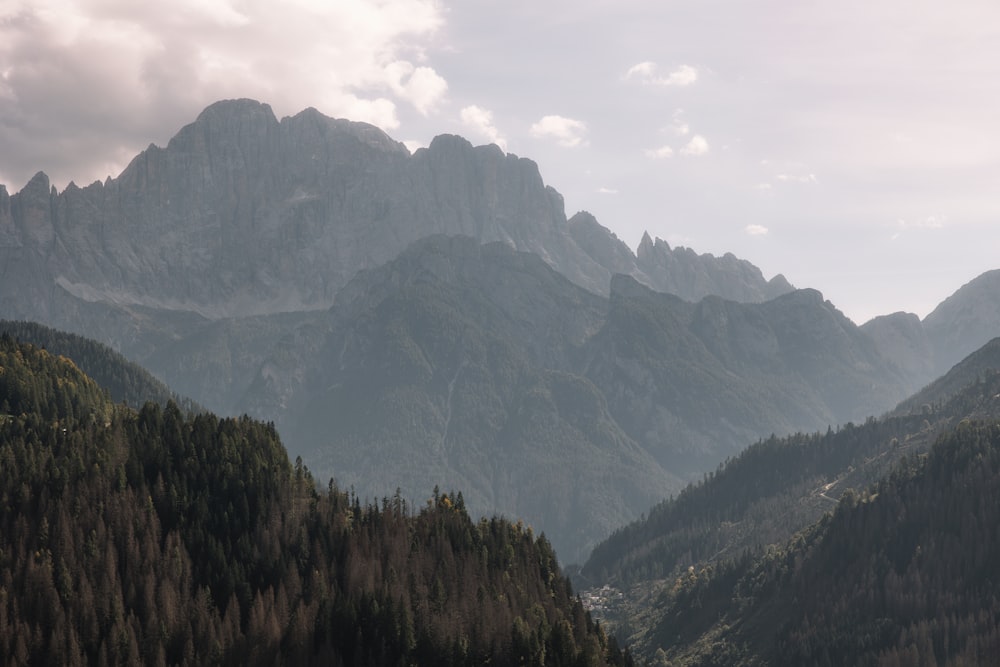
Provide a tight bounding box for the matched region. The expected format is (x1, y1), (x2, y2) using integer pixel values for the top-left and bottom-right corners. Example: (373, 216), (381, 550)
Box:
(1, 99), (792, 331)
(0, 100), (613, 322)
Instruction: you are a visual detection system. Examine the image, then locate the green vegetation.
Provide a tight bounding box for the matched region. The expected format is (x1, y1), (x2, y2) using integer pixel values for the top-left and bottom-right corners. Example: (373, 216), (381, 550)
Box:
(0, 336), (631, 666)
(0, 321), (201, 412)
(645, 420), (1000, 665)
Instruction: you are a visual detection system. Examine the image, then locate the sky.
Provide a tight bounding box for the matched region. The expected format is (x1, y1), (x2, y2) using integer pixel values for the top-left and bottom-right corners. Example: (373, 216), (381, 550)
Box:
(2, 0), (999, 324)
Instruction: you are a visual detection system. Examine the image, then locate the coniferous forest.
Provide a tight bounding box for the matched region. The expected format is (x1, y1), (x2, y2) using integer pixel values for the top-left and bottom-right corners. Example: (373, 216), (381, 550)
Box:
(642, 419), (1000, 666)
(0, 334), (630, 666)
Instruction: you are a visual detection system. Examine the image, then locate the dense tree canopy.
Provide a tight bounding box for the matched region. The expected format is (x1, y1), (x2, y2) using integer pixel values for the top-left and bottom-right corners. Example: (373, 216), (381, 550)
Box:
(0, 336), (631, 666)
(642, 420), (1000, 666)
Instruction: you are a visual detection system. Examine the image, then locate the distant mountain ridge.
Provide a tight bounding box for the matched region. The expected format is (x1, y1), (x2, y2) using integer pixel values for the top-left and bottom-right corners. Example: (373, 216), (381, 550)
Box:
(0, 98), (791, 328)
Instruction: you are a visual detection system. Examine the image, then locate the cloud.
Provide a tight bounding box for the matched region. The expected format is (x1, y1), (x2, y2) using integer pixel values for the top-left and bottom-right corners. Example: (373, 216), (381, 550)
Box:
(597, 187), (619, 195)
(745, 224), (769, 236)
(644, 145), (674, 159)
(385, 61), (448, 115)
(892, 215), (948, 240)
(776, 173), (818, 184)
(680, 135), (709, 156)
(625, 62), (698, 87)
(529, 115), (588, 148)
(459, 105), (506, 149)
(0, 0), (446, 190)
(897, 216), (947, 231)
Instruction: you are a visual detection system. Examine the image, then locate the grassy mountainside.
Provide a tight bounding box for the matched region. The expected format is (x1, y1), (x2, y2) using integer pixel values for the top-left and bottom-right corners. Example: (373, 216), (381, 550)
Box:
(0, 336), (631, 666)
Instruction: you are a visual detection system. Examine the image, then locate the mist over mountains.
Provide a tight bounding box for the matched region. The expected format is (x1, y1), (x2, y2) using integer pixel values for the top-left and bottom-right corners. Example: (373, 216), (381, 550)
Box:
(2, 99), (999, 561)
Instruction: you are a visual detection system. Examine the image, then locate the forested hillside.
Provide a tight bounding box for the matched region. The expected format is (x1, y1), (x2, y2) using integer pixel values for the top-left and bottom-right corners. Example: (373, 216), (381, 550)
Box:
(0, 320), (200, 412)
(0, 336), (630, 666)
(644, 420), (1000, 666)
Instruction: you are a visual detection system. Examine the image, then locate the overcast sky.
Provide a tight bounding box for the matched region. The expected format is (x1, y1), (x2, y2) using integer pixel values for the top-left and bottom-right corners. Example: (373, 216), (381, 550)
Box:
(2, 0), (999, 323)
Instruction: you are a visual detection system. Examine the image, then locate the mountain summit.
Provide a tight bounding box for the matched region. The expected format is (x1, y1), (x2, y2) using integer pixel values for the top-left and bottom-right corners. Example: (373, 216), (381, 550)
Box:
(0, 98), (789, 329)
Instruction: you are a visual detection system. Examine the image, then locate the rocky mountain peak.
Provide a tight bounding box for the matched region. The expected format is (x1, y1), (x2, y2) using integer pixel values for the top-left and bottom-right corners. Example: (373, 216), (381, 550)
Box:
(567, 212), (641, 277)
(637, 230), (655, 259)
(11, 171), (54, 247)
(195, 97), (277, 125)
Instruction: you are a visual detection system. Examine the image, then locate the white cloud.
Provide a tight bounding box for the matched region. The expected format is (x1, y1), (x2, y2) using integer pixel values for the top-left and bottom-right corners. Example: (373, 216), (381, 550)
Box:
(529, 115), (588, 148)
(897, 215), (947, 231)
(776, 173), (818, 184)
(385, 61), (448, 115)
(669, 108), (690, 135)
(626, 62), (698, 87)
(597, 187), (619, 194)
(0, 0), (446, 189)
(459, 105), (506, 150)
(644, 145), (674, 159)
(745, 224), (769, 236)
(625, 61), (656, 80)
(681, 135), (709, 156)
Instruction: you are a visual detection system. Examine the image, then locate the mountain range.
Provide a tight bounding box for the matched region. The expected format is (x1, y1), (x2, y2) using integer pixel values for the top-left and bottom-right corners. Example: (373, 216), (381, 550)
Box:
(2, 99), (1000, 561)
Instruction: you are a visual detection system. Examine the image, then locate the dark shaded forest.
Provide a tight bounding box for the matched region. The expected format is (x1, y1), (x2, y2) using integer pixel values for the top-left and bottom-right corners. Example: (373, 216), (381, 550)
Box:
(645, 419), (1000, 666)
(0, 334), (631, 666)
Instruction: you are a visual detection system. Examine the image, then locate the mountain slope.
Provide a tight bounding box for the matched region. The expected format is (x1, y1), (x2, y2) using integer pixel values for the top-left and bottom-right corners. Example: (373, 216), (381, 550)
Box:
(893, 337), (1000, 416)
(581, 337), (1000, 590)
(0, 320), (201, 411)
(232, 236), (922, 562)
(645, 419), (1000, 666)
(275, 236), (679, 563)
(577, 337), (1000, 666)
(581, 278), (914, 475)
(923, 268), (1000, 375)
(0, 336), (631, 667)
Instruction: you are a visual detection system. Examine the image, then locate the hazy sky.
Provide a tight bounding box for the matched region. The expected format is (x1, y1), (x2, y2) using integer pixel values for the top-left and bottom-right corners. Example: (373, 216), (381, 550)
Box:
(2, 0), (999, 323)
